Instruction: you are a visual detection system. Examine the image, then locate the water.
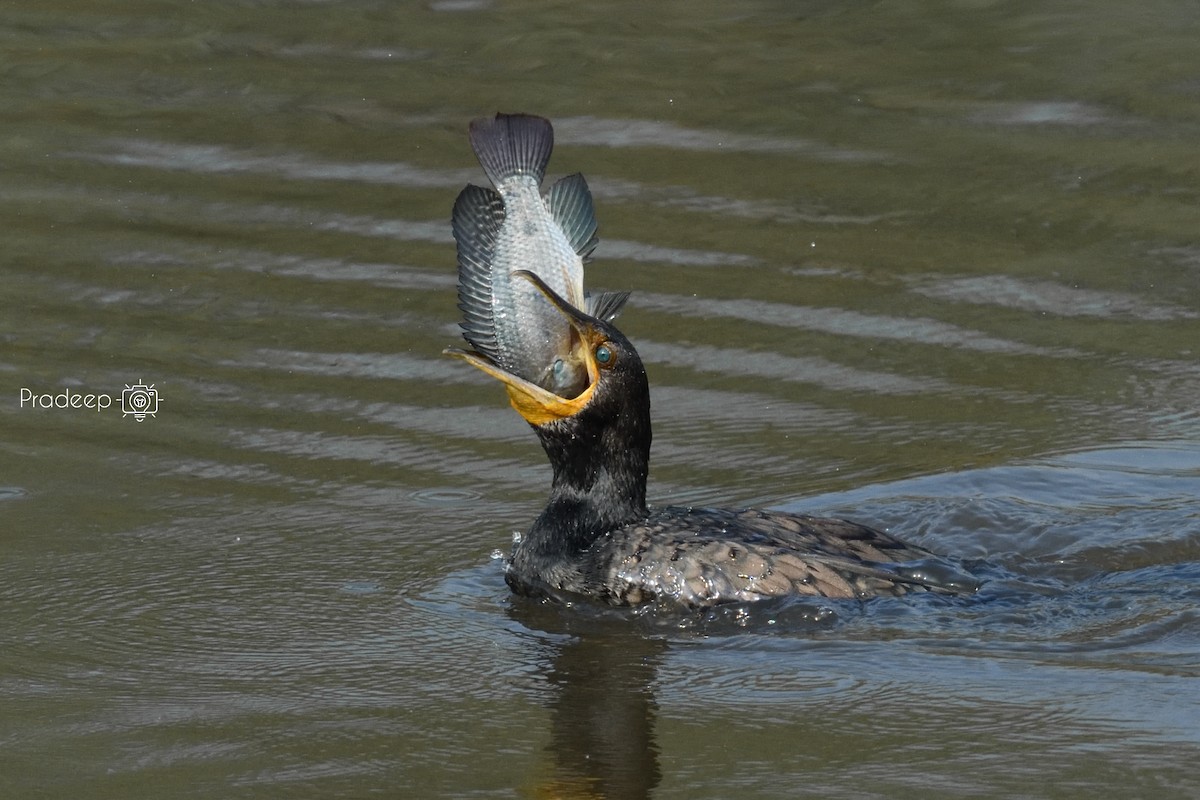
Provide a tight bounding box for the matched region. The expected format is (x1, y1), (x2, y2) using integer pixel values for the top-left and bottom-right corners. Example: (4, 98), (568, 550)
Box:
(3, 1), (1199, 797)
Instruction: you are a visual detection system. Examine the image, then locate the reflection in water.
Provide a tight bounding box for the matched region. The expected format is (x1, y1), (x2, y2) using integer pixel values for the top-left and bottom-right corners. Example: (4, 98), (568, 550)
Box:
(512, 605), (665, 800)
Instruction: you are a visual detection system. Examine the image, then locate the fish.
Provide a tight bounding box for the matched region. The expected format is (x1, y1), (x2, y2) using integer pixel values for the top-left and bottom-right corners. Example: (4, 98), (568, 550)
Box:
(451, 113), (624, 399)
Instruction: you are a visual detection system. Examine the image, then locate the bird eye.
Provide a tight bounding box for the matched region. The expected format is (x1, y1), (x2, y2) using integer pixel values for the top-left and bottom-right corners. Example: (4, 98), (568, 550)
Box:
(595, 343), (614, 367)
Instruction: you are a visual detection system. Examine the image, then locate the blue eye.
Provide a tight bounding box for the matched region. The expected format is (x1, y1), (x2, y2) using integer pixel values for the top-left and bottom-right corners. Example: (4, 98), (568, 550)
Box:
(595, 343), (614, 366)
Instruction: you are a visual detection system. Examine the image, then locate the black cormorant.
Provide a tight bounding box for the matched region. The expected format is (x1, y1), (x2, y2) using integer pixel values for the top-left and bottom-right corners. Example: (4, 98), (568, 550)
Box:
(447, 270), (978, 608)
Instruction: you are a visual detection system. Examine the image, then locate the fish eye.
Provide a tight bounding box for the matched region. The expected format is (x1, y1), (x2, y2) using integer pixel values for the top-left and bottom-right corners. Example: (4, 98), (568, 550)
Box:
(595, 343), (615, 367)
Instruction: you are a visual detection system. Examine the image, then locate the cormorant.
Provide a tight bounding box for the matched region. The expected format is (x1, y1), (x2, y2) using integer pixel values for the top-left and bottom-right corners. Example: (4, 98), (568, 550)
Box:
(447, 270), (978, 608)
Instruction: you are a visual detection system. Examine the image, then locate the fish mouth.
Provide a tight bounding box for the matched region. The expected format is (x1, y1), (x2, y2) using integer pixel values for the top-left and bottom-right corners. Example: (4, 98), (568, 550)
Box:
(445, 270), (606, 426)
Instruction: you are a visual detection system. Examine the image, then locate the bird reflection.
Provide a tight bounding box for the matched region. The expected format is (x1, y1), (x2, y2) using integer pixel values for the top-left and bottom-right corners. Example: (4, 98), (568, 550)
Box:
(510, 603), (666, 800)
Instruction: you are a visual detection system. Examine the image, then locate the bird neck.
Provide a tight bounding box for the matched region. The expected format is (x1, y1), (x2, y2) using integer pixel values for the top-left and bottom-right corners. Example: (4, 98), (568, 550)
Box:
(526, 404), (651, 556)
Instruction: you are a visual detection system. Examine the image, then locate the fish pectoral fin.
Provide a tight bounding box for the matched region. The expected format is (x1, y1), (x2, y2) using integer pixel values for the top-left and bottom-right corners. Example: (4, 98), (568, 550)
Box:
(586, 290), (632, 323)
(546, 172), (599, 263)
(452, 184), (505, 265)
(468, 112), (554, 186)
(452, 183), (506, 363)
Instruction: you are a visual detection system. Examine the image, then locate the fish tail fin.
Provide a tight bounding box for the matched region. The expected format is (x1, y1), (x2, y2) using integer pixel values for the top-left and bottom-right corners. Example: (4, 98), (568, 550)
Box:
(468, 113), (554, 186)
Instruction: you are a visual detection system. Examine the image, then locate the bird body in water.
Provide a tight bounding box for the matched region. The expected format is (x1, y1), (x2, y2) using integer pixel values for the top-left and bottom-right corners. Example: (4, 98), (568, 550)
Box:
(449, 114), (978, 610)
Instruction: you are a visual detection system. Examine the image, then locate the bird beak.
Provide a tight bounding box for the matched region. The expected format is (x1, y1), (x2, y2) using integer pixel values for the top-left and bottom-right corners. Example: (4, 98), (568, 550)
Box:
(444, 271), (606, 426)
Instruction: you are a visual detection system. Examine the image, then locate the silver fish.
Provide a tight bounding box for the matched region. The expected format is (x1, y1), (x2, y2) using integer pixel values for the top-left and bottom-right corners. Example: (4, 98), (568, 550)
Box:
(452, 113), (618, 398)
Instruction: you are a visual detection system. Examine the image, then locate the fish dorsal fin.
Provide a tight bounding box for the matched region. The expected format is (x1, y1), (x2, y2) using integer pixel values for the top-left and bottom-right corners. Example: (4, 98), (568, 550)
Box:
(451, 183), (506, 363)
(546, 172), (599, 261)
(586, 290), (631, 323)
(468, 113), (554, 186)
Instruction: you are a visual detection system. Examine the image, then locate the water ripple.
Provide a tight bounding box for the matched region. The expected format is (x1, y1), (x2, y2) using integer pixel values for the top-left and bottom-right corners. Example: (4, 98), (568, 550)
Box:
(911, 274), (1198, 321)
(555, 116), (892, 162)
(641, 340), (957, 395)
(638, 291), (1076, 356)
(73, 139), (477, 188)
